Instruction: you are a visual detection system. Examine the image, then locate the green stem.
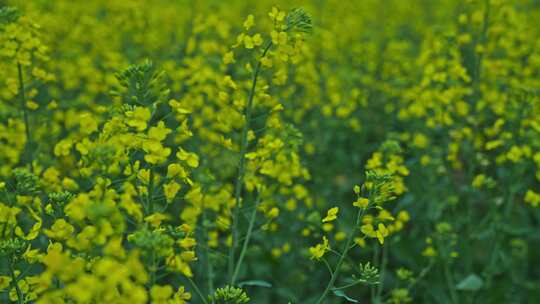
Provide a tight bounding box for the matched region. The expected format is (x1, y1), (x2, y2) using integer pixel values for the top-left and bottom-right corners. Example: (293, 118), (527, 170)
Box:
(202, 205), (215, 303)
(314, 208), (365, 304)
(473, 0), (490, 92)
(376, 242), (388, 300)
(231, 193), (262, 285)
(371, 244), (380, 301)
(17, 62), (33, 173)
(228, 41), (273, 283)
(443, 262), (458, 304)
(321, 258), (334, 275)
(406, 260), (434, 290)
(187, 276), (209, 304)
(484, 189), (517, 288)
(9, 259), (23, 304)
(332, 280), (366, 290)
(147, 167), (155, 213)
(2, 190), (13, 237)
(150, 250), (157, 286)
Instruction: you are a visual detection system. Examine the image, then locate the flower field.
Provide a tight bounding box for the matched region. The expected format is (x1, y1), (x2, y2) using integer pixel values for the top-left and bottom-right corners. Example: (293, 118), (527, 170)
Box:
(1, 0), (540, 303)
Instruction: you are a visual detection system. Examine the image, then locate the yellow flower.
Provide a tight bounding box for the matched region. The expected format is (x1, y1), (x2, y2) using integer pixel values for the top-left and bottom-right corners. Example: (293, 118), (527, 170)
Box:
(176, 148), (199, 168)
(507, 146), (527, 163)
(472, 174), (486, 189)
(167, 163), (187, 179)
(44, 219), (74, 241)
(243, 35), (254, 49)
(397, 210), (410, 222)
(79, 113), (98, 134)
(413, 133), (429, 149)
(143, 140), (171, 164)
(268, 6), (286, 22)
(361, 223), (389, 244)
(42, 243), (71, 275)
(267, 207), (280, 219)
(179, 224), (192, 234)
(166, 256), (193, 277)
(148, 121), (172, 141)
(178, 237), (197, 249)
(151, 285), (174, 304)
(525, 190), (540, 207)
(26, 100), (39, 110)
(252, 34), (263, 46)
(54, 139), (73, 156)
(223, 51), (235, 64)
(163, 182), (181, 202)
(354, 237), (366, 248)
(322, 207), (339, 223)
(126, 106), (151, 131)
(309, 236), (329, 260)
(271, 30), (287, 45)
(169, 99), (191, 114)
(353, 197), (369, 209)
(335, 231), (346, 241)
(0, 276), (11, 290)
(377, 209), (395, 222)
(422, 246), (437, 257)
(173, 286), (192, 304)
(261, 56), (272, 68)
(144, 213), (169, 227)
(243, 14), (254, 30)
(322, 223), (334, 232)
(180, 251), (197, 262)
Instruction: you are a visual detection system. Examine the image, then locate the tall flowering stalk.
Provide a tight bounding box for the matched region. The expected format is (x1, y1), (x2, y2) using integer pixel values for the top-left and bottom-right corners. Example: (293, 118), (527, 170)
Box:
(227, 7), (313, 285)
(228, 40), (273, 284)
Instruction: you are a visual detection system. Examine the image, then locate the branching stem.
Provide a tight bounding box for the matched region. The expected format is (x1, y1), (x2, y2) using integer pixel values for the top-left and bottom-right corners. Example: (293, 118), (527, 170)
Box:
(315, 207), (366, 304)
(228, 41), (273, 283)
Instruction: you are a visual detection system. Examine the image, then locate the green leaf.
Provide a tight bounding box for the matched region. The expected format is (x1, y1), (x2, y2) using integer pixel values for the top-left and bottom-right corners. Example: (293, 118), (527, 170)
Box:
(332, 290), (359, 303)
(500, 224), (530, 236)
(238, 280), (272, 288)
(0, 6), (21, 24)
(456, 274), (484, 291)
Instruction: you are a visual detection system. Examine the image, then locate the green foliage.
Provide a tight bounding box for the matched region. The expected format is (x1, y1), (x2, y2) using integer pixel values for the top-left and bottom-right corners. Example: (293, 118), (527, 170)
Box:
(0, 6), (21, 25)
(285, 8), (313, 33)
(12, 168), (39, 195)
(113, 60), (170, 107)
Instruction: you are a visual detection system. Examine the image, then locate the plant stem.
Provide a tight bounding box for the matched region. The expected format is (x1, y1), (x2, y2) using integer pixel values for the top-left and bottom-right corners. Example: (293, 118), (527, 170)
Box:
(228, 42), (272, 283)
(202, 205), (215, 303)
(231, 193), (262, 285)
(322, 258), (334, 276)
(9, 258), (23, 304)
(333, 280), (366, 290)
(406, 260), (434, 290)
(17, 62), (33, 173)
(473, 0), (490, 92)
(150, 250), (157, 286)
(376, 242), (388, 300)
(315, 208), (365, 304)
(147, 167), (155, 213)
(187, 276), (209, 304)
(443, 262), (458, 304)
(371, 244), (380, 301)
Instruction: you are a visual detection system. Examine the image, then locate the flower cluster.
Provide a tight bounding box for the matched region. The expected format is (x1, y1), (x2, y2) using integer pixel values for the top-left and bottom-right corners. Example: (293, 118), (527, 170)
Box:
(1, 0), (540, 303)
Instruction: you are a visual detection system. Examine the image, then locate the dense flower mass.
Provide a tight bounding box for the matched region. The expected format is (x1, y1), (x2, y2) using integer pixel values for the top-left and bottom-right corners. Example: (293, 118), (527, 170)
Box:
(1, 0), (540, 303)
